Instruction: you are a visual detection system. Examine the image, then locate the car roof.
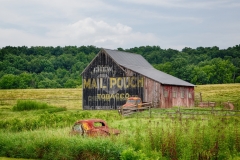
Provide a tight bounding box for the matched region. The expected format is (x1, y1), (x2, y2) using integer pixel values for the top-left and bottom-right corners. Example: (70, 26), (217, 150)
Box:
(75, 119), (107, 125)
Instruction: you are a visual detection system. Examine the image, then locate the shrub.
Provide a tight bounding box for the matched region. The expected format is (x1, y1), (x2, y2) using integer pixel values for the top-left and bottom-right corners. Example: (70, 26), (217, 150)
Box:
(12, 100), (52, 111)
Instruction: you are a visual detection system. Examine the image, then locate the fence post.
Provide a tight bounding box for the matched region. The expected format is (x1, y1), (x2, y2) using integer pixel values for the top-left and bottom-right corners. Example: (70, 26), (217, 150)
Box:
(149, 105), (151, 118)
(200, 92), (202, 102)
(211, 103), (214, 114)
(178, 106), (180, 114)
(121, 106), (123, 117)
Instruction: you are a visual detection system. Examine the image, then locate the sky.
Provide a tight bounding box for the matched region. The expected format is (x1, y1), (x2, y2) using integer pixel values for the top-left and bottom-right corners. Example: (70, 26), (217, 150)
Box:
(0, 0), (240, 50)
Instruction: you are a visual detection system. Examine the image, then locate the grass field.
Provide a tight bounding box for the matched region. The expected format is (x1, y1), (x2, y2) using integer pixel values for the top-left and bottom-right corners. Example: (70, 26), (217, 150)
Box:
(195, 83), (240, 103)
(0, 83), (239, 110)
(0, 88), (82, 110)
(0, 84), (240, 159)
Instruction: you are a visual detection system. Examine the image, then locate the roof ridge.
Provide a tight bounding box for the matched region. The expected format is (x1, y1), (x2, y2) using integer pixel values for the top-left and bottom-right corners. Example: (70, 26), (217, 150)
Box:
(103, 48), (143, 56)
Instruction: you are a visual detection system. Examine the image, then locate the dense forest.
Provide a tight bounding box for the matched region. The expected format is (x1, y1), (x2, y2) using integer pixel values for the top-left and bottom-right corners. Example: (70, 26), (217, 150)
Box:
(0, 45), (239, 89)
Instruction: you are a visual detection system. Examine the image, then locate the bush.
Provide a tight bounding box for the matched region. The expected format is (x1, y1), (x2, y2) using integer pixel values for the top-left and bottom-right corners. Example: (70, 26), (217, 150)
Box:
(12, 100), (52, 111)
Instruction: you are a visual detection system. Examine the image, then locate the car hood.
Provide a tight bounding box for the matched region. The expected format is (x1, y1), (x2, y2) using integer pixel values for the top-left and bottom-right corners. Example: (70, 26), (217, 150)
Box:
(122, 103), (136, 108)
(100, 127), (120, 135)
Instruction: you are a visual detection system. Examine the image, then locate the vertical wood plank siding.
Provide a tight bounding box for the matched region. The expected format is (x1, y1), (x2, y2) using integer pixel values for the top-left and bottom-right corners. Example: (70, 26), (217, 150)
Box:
(143, 77), (194, 108)
(143, 77), (161, 107)
(171, 86), (194, 107)
(82, 51), (144, 110)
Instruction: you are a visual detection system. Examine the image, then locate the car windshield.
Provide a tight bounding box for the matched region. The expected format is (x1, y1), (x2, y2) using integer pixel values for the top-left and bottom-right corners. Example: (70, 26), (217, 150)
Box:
(94, 122), (105, 127)
(126, 99), (136, 104)
(73, 124), (83, 133)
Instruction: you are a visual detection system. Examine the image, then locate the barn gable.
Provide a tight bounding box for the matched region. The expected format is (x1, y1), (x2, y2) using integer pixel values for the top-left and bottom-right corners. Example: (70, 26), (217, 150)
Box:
(81, 48), (195, 110)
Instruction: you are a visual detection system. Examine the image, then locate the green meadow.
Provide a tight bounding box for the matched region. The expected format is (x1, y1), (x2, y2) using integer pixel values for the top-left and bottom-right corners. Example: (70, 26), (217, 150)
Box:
(0, 84), (240, 160)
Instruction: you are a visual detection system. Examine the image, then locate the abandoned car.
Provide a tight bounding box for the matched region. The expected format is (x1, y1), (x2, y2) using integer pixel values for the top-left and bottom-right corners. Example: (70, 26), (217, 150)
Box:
(70, 119), (120, 137)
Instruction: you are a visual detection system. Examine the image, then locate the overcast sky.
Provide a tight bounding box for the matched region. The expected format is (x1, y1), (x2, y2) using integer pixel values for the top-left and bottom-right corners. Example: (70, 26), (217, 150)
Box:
(1, 0), (240, 50)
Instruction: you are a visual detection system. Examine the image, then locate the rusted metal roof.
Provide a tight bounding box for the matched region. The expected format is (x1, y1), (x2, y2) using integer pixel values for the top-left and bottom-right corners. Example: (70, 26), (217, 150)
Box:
(104, 48), (194, 87)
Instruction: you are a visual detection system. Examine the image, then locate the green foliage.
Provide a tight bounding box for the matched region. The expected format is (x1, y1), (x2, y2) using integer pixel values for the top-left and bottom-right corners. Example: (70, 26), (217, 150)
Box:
(120, 148), (147, 160)
(0, 46), (99, 89)
(0, 74), (19, 89)
(0, 45), (240, 88)
(12, 100), (52, 111)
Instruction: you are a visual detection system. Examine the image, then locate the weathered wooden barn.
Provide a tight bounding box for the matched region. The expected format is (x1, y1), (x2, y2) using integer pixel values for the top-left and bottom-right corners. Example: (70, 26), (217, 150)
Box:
(81, 48), (195, 110)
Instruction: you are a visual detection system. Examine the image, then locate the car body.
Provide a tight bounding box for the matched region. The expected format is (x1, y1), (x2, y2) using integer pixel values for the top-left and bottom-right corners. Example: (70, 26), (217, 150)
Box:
(70, 119), (120, 137)
(122, 97), (143, 108)
(118, 97), (152, 115)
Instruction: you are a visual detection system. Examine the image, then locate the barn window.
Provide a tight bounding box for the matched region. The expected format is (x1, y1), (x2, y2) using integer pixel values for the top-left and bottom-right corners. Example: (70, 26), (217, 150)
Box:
(172, 91), (177, 98)
(164, 90), (168, 97)
(181, 91), (185, 98)
(188, 93), (192, 98)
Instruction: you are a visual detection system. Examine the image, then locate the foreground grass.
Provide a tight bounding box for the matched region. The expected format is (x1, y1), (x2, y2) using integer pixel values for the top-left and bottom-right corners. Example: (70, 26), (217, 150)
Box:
(0, 114), (240, 160)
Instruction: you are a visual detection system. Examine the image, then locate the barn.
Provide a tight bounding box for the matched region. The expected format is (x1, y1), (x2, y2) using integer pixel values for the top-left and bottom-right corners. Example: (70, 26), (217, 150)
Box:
(81, 48), (195, 110)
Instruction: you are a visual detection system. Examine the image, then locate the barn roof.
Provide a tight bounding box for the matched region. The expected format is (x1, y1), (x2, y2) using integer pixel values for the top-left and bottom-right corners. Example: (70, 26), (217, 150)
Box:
(103, 49), (194, 87)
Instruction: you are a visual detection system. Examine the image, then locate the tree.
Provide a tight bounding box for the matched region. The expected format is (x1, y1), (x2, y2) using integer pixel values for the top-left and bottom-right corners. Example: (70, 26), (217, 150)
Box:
(191, 67), (209, 85)
(0, 74), (19, 89)
(210, 58), (235, 83)
(171, 57), (188, 79)
(18, 72), (35, 89)
(153, 62), (174, 76)
(64, 79), (81, 88)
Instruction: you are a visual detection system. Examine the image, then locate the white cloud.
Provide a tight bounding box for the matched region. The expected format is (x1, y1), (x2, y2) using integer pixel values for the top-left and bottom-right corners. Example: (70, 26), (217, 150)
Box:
(45, 18), (159, 49)
(0, 18), (159, 49)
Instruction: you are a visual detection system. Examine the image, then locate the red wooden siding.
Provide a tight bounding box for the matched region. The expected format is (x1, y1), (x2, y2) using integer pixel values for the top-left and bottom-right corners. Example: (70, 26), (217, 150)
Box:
(143, 77), (194, 108)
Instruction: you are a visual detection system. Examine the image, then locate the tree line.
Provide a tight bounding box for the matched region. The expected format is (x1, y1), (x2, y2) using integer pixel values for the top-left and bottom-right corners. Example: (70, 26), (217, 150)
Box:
(0, 45), (239, 89)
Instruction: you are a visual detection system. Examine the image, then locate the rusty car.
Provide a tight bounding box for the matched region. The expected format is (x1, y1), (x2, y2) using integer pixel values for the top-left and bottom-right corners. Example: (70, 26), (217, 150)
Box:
(70, 119), (120, 137)
(118, 97), (152, 115)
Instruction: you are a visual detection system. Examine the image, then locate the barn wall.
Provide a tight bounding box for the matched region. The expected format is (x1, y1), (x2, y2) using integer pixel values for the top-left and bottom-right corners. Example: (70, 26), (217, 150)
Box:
(169, 86), (194, 107)
(82, 51), (144, 110)
(143, 77), (195, 108)
(143, 77), (161, 108)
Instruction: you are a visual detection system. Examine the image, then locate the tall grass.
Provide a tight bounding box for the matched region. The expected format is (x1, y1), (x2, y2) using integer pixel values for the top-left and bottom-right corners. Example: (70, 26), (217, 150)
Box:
(1, 115), (239, 159)
(0, 129), (123, 160)
(0, 110), (121, 132)
(12, 100), (52, 111)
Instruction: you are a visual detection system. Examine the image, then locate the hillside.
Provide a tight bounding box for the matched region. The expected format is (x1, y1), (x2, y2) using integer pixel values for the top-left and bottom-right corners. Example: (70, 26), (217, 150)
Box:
(0, 45), (240, 89)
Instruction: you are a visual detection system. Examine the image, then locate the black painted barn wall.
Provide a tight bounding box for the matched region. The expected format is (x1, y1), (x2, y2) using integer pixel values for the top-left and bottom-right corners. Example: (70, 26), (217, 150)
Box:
(82, 51), (144, 110)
